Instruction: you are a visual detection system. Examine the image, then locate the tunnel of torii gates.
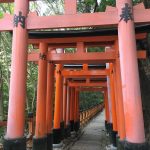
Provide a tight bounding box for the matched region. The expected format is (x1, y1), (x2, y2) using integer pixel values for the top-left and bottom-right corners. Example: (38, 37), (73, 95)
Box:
(1, 0), (150, 150)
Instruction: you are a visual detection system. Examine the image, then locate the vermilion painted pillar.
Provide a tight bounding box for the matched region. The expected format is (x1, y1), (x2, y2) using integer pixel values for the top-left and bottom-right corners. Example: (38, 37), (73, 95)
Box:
(113, 66), (120, 136)
(114, 41), (126, 143)
(109, 63), (117, 133)
(106, 63), (117, 147)
(70, 88), (75, 135)
(33, 43), (48, 150)
(3, 1), (29, 149)
(46, 62), (55, 150)
(106, 63), (113, 125)
(66, 85), (71, 137)
(53, 64), (63, 147)
(104, 89), (110, 132)
(63, 78), (67, 138)
(60, 67), (64, 141)
(74, 90), (80, 132)
(117, 0), (148, 149)
(74, 89), (77, 127)
(106, 63), (113, 135)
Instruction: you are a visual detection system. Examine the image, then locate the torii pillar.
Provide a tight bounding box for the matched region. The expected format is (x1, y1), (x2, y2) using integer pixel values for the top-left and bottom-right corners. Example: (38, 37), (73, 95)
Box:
(46, 61), (55, 150)
(53, 64), (63, 148)
(60, 70), (65, 141)
(74, 90), (80, 132)
(3, 1), (28, 150)
(104, 89), (110, 134)
(63, 78), (68, 138)
(117, 0), (148, 149)
(33, 43), (48, 150)
(66, 85), (71, 137)
(70, 88), (75, 137)
(106, 63), (114, 145)
(109, 63), (118, 147)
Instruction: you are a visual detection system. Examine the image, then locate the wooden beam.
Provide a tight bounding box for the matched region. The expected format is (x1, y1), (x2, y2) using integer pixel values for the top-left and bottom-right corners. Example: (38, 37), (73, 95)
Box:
(68, 81), (107, 87)
(134, 9), (150, 24)
(62, 69), (110, 77)
(27, 12), (118, 30)
(65, 0), (77, 15)
(28, 51), (116, 64)
(1, 9), (150, 31)
(0, 11), (118, 31)
(137, 50), (147, 59)
(77, 87), (106, 92)
(47, 51), (116, 64)
(28, 33), (145, 45)
(29, 35), (118, 44)
(28, 50), (146, 63)
(0, 14), (13, 31)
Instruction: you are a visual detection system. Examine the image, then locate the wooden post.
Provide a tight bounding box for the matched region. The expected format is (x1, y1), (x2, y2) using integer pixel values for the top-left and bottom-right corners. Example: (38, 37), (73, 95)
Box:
(46, 62), (55, 150)
(74, 90), (80, 132)
(66, 85), (71, 137)
(4, 0), (29, 149)
(104, 89), (110, 132)
(114, 41), (126, 142)
(60, 66), (64, 141)
(106, 63), (116, 147)
(109, 63), (117, 133)
(106, 63), (113, 125)
(117, 0), (147, 149)
(63, 78), (67, 138)
(64, 0), (77, 15)
(70, 88), (75, 135)
(33, 43), (48, 150)
(53, 64), (63, 147)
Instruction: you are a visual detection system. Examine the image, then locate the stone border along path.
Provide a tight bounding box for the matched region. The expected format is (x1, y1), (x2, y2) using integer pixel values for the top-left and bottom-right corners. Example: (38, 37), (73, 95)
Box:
(68, 111), (110, 150)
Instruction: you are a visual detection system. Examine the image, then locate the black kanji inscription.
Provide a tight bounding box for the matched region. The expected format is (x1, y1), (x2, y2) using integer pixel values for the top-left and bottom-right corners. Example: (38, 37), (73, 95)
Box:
(120, 3), (133, 23)
(14, 11), (26, 28)
(57, 70), (61, 75)
(39, 53), (46, 60)
(57, 70), (61, 74)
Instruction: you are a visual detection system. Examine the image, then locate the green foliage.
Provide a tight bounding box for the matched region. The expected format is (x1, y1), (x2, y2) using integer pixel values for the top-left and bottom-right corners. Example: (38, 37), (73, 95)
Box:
(80, 91), (103, 111)
(87, 47), (105, 52)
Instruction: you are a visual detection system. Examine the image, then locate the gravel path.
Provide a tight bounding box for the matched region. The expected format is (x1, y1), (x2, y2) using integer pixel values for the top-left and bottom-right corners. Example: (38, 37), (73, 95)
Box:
(70, 111), (110, 150)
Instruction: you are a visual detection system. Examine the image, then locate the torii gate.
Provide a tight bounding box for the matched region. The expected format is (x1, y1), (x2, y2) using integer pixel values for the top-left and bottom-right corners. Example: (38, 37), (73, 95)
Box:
(0, 0), (149, 150)
(27, 34), (146, 149)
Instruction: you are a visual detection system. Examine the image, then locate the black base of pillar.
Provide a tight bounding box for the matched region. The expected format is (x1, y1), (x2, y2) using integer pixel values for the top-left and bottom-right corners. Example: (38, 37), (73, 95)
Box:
(53, 128), (62, 144)
(60, 122), (65, 140)
(124, 141), (149, 150)
(107, 123), (117, 147)
(105, 120), (109, 134)
(111, 131), (117, 147)
(107, 123), (113, 142)
(70, 120), (74, 132)
(117, 138), (125, 150)
(47, 133), (53, 150)
(107, 123), (112, 133)
(74, 121), (80, 132)
(32, 136), (47, 150)
(3, 137), (26, 150)
(64, 124), (71, 138)
(105, 120), (107, 129)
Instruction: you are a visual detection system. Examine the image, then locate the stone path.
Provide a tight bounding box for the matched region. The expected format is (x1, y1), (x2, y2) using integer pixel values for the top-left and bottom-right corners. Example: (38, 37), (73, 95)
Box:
(70, 111), (110, 150)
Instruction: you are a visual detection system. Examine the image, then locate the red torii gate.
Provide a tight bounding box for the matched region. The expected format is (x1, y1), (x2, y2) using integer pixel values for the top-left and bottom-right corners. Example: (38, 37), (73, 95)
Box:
(0, 0), (149, 150)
